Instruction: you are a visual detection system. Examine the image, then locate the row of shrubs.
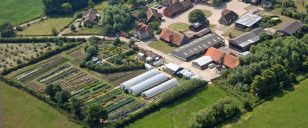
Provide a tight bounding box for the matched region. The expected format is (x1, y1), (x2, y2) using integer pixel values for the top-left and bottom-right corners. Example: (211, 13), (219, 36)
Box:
(113, 79), (208, 127)
(0, 37), (86, 43)
(81, 62), (145, 74)
(2, 42), (81, 75)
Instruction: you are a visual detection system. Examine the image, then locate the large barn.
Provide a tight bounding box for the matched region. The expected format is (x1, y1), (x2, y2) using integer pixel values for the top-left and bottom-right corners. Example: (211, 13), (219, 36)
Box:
(171, 33), (224, 61)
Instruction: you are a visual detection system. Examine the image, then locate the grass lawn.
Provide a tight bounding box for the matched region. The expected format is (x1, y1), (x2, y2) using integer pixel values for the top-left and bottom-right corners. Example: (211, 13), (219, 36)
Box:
(126, 86), (229, 128)
(17, 16), (75, 36)
(169, 22), (189, 32)
(0, 81), (81, 128)
(227, 78), (308, 128)
(202, 9), (212, 17)
(222, 27), (245, 38)
(294, 0), (307, 13)
(149, 40), (176, 54)
(0, 0), (44, 25)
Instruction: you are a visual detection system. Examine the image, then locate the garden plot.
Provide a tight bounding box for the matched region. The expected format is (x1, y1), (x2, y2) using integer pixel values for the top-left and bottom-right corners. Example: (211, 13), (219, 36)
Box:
(0, 43), (59, 72)
(108, 100), (144, 121)
(14, 56), (67, 83)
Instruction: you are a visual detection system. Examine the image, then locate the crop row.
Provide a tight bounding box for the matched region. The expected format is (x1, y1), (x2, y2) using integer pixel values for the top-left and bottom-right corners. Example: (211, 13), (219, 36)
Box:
(15, 56), (67, 82)
(40, 67), (79, 85)
(108, 100), (144, 120)
(37, 64), (70, 81)
(60, 72), (99, 92)
(75, 83), (111, 100)
(85, 88), (123, 106)
(105, 97), (135, 112)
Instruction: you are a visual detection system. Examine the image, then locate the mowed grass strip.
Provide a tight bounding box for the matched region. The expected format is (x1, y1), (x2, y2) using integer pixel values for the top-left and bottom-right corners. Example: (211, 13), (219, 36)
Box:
(126, 86), (228, 128)
(149, 40), (176, 54)
(228, 78), (308, 128)
(0, 0), (44, 25)
(0, 81), (81, 128)
(18, 16), (75, 36)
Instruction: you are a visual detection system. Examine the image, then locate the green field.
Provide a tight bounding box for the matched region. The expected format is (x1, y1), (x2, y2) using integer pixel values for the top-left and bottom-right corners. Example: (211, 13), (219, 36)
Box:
(18, 16), (75, 36)
(0, 0), (44, 25)
(0, 81), (81, 128)
(228, 78), (308, 128)
(169, 22), (189, 32)
(126, 86), (229, 128)
(149, 40), (176, 54)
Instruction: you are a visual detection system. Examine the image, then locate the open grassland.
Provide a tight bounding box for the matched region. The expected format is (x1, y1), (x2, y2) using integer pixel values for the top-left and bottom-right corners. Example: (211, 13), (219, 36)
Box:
(0, 81), (81, 128)
(149, 40), (176, 54)
(227, 78), (308, 128)
(126, 86), (230, 128)
(18, 16), (75, 36)
(0, 0), (44, 25)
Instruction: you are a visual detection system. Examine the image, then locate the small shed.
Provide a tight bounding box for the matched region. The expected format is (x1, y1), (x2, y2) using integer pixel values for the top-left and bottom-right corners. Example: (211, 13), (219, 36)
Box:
(165, 63), (182, 75)
(192, 56), (213, 70)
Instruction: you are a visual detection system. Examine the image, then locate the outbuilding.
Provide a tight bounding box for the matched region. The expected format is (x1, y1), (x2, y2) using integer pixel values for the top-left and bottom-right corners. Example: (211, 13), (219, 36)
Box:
(141, 78), (177, 99)
(192, 56), (213, 70)
(129, 73), (169, 96)
(235, 13), (262, 31)
(165, 63), (183, 75)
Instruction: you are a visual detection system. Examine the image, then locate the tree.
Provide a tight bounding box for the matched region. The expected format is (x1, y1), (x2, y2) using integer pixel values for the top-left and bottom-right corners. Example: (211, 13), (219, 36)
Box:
(137, 10), (147, 22)
(70, 24), (76, 31)
(84, 105), (108, 128)
(128, 39), (135, 48)
(212, 0), (223, 7)
(188, 9), (206, 23)
(113, 38), (121, 46)
(88, 0), (95, 8)
(55, 91), (71, 108)
(51, 28), (58, 36)
(149, 21), (161, 31)
(45, 84), (62, 99)
(61, 3), (73, 14)
(69, 97), (84, 119)
(0, 22), (16, 37)
(128, 0), (138, 8)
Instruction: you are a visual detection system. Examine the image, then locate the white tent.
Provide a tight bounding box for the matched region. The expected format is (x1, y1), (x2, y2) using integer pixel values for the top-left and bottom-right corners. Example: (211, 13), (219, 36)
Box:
(129, 73), (168, 96)
(141, 78), (177, 99)
(120, 69), (159, 90)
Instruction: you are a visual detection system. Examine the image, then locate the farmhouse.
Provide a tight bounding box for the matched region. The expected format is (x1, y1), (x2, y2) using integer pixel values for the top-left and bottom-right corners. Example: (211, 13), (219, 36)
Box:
(205, 47), (225, 64)
(229, 28), (266, 52)
(171, 33), (224, 61)
(141, 78), (177, 99)
(189, 19), (210, 32)
(82, 8), (100, 27)
(219, 9), (239, 25)
(129, 73), (168, 96)
(223, 54), (240, 69)
(134, 23), (154, 40)
(160, 28), (189, 46)
(192, 56), (213, 70)
(147, 8), (163, 23)
(276, 21), (304, 36)
(235, 13), (262, 30)
(121, 69), (160, 91)
(163, 0), (193, 17)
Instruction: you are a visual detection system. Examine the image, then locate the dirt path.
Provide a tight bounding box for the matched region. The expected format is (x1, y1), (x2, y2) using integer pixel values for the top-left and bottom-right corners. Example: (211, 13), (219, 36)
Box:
(15, 16), (47, 28)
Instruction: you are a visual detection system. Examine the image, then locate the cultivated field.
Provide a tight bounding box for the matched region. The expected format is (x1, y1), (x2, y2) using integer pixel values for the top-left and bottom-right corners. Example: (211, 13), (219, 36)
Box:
(0, 0), (44, 25)
(0, 43), (59, 72)
(17, 16), (75, 36)
(227, 78), (308, 128)
(0, 81), (81, 128)
(126, 86), (229, 128)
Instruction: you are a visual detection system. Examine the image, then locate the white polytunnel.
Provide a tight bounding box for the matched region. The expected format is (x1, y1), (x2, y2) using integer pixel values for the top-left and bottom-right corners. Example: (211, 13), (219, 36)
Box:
(129, 73), (168, 96)
(141, 78), (177, 99)
(120, 69), (160, 90)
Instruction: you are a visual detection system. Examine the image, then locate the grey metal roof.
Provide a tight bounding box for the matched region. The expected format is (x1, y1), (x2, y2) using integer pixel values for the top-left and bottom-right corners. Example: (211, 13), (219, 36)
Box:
(129, 73), (168, 96)
(192, 56), (213, 67)
(141, 78), (177, 99)
(235, 13), (262, 27)
(121, 69), (160, 90)
(230, 28), (266, 49)
(171, 33), (224, 61)
(277, 21), (304, 35)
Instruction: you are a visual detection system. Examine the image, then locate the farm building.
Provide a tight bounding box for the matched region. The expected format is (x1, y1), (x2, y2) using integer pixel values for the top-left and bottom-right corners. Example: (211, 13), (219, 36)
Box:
(235, 13), (262, 30)
(135, 23), (154, 40)
(121, 69), (160, 91)
(177, 69), (196, 79)
(129, 73), (169, 96)
(193, 28), (211, 38)
(141, 78), (178, 99)
(205, 47), (225, 64)
(229, 28), (266, 52)
(223, 54), (240, 69)
(147, 8), (163, 23)
(163, 0), (193, 17)
(192, 56), (213, 70)
(189, 19), (210, 32)
(276, 21), (304, 36)
(165, 63), (183, 75)
(219, 9), (238, 25)
(82, 8), (100, 27)
(160, 28), (190, 46)
(171, 33), (224, 61)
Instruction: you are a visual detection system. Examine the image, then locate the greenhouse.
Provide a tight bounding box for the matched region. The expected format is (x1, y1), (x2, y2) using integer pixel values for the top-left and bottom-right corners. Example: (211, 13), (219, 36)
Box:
(141, 78), (178, 99)
(129, 73), (169, 96)
(120, 69), (160, 91)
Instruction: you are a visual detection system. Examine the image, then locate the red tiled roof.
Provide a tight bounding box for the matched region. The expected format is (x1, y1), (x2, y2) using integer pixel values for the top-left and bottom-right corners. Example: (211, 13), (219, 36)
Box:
(223, 54), (240, 69)
(205, 47), (225, 63)
(159, 28), (186, 46)
(135, 23), (153, 33)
